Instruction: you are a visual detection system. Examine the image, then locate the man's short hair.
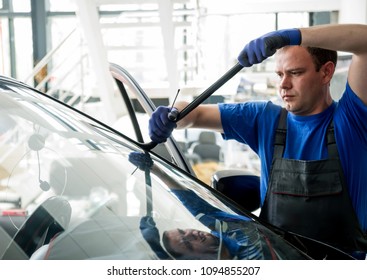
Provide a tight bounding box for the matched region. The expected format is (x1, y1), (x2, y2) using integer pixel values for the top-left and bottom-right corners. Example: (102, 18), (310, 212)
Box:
(162, 231), (183, 259)
(306, 47), (338, 71)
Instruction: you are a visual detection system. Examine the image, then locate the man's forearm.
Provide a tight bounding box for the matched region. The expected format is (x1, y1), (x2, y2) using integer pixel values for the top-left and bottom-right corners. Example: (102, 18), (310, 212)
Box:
(172, 101), (194, 130)
(300, 24), (367, 54)
(173, 101), (223, 132)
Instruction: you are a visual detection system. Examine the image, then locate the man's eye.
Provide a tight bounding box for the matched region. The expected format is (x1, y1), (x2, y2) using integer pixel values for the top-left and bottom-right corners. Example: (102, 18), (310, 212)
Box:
(183, 239), (194, 251)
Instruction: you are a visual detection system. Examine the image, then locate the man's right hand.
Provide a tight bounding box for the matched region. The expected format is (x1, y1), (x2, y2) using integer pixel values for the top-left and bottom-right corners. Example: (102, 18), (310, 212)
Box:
(149, 106), (178, 143)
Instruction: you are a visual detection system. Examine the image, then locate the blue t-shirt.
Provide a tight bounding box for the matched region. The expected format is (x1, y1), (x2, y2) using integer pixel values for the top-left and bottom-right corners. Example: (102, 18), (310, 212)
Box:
(219, 82), (367, 232)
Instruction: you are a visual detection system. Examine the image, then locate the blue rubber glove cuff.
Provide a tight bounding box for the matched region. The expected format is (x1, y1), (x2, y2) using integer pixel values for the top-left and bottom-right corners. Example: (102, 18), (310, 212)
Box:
(279, 28), (302, 45)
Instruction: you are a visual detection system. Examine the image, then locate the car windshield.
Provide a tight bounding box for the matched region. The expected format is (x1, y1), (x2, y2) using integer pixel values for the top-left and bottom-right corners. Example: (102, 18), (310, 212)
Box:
(0, 80), (308, 260)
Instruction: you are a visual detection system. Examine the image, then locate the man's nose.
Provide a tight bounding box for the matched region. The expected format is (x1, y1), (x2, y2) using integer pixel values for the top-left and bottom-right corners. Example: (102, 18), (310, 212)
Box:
(184, 230), (196, 240)
(279, 75), (291, 89)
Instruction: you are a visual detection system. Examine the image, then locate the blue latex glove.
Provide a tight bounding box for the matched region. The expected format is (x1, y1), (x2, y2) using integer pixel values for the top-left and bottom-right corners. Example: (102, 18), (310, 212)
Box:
(238, 28), (301, 67)
(149, 106), (178, 143)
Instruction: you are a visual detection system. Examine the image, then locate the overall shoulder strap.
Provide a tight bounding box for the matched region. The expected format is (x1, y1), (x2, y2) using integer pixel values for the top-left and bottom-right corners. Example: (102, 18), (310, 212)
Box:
(326, 119), (339, 158)
(273, 108), (338, 159)
(326, 103), (340, 158)
(273, 108), (287, 159)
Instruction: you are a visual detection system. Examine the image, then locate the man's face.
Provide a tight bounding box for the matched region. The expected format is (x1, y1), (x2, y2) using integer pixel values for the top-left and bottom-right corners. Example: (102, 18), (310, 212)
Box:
(164, 228), (220, 259)
(275, 46), (333, 115)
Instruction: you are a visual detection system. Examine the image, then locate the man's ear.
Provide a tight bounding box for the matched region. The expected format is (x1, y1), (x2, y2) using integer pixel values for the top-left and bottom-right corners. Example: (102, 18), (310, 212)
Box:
(321, 61), (336, 84)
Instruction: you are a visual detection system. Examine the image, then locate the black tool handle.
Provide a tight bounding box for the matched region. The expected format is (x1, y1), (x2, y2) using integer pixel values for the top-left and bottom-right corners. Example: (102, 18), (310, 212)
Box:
(174, 62), (243, 122)
(141, 62), (244, 151)
(140, 141), (159, 150)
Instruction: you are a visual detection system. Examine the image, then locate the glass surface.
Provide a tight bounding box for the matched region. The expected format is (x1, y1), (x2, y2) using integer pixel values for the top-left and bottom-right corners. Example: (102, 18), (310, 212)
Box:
(13, 18), (33, 81)
(48, 0), (76, 12)
(0, 77), (309, 260)
(11, 0), (31, 12)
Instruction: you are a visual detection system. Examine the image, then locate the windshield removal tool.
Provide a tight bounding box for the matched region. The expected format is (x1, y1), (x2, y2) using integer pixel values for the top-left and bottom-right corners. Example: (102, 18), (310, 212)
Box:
(141, 62), (244, 151)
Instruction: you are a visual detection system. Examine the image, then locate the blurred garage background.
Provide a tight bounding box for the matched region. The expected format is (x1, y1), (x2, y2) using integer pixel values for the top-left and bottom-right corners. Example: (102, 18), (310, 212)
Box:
(0, 0), (364, 183)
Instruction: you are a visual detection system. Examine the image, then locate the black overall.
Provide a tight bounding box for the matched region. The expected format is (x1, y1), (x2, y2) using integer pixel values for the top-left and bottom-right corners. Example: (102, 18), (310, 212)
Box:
(260, 108), (367, 255)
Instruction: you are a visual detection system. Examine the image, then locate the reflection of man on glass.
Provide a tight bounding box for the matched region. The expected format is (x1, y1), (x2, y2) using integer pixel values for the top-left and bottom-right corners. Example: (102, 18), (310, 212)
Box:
(162, 228), (224, 259)
(130, 152), (278, 260)
(160, 189), (265, 260)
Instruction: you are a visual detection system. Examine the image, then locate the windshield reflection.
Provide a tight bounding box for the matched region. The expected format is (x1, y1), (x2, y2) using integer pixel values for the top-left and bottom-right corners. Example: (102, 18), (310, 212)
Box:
(130, 152), (309, 260)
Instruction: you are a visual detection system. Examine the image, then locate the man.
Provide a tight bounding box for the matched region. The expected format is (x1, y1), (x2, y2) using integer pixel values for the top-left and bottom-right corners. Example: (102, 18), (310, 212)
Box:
(148, 24), (367, 258)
